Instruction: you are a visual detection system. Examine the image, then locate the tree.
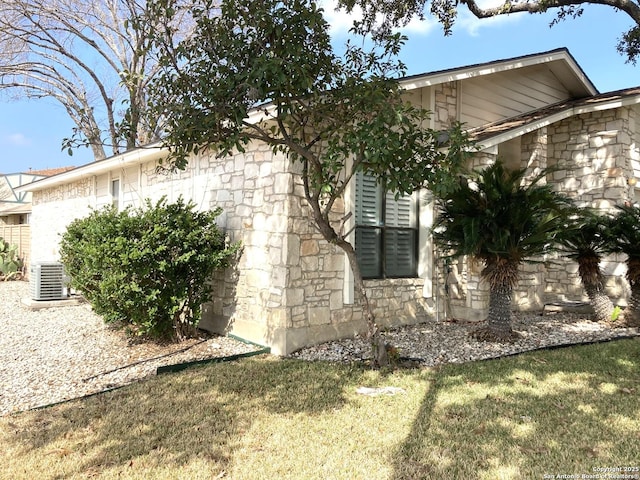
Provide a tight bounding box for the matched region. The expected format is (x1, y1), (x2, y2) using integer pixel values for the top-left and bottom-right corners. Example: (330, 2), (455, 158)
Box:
(434, 162), (573, 341)
(608, 204), (640, 327)
(557, 209), (615, 323)
(0, 0), (193, 160)
(338, 0), (640, 64)
(148, 0), (472, 366)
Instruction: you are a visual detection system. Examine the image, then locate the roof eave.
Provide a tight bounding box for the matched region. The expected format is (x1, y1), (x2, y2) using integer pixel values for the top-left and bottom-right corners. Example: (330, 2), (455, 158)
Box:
(399, 48), (598, 97)
(477, 92), (640, 150)
(15, 143), (167, 193)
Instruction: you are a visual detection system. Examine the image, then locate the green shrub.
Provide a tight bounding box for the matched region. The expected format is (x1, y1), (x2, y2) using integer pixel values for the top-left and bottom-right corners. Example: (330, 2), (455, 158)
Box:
(59, 197), (241, 340)
(0, 239), (23, 280)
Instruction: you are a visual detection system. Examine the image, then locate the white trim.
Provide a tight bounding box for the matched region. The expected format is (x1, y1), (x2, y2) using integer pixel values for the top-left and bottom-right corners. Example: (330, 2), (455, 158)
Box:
(343, 159), (356, 305)
(15, 144), (166, 193)
(109, 172), (122, 211)
(418, 190), (434, 298)
(477, 93), (640, 150)
(399, 49), (597, 96)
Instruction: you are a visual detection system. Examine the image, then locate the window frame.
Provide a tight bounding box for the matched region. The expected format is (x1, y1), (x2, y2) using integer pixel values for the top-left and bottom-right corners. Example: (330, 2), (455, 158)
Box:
(110, 176), (121, 210)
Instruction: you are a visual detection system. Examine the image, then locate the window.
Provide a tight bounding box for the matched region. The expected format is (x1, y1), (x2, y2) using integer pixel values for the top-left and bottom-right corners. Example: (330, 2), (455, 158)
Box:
(111, 178), (120, 210)
(355, 172), (418, 279)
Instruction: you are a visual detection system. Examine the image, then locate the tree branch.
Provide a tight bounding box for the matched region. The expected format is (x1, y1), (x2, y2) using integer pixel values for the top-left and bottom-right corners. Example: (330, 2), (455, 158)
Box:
(461, 0), (640, 24)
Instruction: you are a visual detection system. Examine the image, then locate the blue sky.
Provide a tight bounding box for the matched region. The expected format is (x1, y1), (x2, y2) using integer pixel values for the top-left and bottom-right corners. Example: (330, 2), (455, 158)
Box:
(0, 2), (637, 173)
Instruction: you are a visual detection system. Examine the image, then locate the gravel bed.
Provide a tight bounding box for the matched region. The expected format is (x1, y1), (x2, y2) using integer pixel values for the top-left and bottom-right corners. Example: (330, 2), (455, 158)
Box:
(289, 309), (640, 366)
(3, 279), (639, 416)
(0, 281), (262, 416)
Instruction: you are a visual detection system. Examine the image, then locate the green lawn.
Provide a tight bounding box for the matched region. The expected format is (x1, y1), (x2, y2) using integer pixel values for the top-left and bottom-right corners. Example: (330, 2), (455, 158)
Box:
(1, 338), (639, 480)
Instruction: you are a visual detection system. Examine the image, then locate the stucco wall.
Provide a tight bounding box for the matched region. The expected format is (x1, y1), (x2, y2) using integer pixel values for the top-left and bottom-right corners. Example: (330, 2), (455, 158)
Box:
(31, 177), (95, 262)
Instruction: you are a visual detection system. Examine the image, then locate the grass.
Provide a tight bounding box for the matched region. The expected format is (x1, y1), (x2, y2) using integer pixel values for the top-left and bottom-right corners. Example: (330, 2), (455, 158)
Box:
(1, 338), (639, 480)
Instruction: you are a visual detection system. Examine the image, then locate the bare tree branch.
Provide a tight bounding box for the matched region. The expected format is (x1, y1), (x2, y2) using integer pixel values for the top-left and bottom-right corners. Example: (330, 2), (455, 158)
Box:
(0, 0), (192, 160)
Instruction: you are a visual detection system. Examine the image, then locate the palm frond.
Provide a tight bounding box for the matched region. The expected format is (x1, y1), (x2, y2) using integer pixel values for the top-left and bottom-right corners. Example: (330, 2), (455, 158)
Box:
(434, 161), (575, 271)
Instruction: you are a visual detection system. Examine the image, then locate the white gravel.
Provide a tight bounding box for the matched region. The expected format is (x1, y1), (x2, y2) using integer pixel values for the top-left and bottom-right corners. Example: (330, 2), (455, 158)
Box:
(2, 279), (638, 416)
(289, 308), (640, 365)
(0, 281), (262, 416)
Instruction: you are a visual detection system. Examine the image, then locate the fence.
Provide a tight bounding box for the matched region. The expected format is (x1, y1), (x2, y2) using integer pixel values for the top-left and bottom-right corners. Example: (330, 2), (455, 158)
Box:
(0, 225), (31, 275)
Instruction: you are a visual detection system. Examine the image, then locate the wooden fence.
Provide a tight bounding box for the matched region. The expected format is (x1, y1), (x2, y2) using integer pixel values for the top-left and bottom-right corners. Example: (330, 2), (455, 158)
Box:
(0, 224), (31, 273)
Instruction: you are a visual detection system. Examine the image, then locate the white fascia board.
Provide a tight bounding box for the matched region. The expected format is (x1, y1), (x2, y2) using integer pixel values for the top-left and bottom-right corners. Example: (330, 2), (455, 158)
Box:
(477, 109), (576, 150)
(247, 104), (277, 124)
(15, 143), (167, 193)
(478, 93), (640, 150)
(399, 50), (597, 95)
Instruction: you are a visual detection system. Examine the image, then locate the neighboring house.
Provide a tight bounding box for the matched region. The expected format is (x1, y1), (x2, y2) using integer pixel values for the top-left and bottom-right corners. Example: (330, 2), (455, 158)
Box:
(15, 48), (640, 355)
(1, 168), (75, 268)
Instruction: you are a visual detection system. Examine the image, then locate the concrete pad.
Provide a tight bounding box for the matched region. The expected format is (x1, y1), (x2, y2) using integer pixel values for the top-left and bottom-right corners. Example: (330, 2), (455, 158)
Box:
(21, 296), (87, 310)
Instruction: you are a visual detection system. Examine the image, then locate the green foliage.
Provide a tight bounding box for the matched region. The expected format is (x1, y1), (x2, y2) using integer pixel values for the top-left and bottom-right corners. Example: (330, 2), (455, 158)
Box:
(59, 197), (240, 340)
(608, 203), (640, 259)
(148, 0), (473, 196)
(556, 208), (612, 261)
(147, 0), (475, 361)
(611, 305), (622, 321)
(338, 0), (640, 64)
(0, 239), (23, 280)
(434, 161), (574, 284)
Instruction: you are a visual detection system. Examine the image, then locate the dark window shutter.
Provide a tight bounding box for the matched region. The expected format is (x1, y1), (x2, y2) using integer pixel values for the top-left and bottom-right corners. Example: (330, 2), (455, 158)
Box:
(356, 228), (382, 278)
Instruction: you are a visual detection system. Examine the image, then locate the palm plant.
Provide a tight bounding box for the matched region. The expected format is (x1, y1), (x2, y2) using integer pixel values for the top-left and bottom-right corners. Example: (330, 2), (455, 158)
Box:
(434, 161), (573, 341)
(556, 209), (615, 323)
(608, 204), (640, 327)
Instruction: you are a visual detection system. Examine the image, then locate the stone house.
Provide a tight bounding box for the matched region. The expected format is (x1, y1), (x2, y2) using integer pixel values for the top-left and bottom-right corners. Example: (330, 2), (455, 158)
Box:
(16, 48), (640, 355)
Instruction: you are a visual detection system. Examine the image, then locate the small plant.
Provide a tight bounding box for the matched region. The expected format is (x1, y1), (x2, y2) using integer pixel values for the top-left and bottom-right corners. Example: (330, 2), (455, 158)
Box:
(59, 197), (241, 340)
(0, 239), (23, 281)
(611, 305), (622, 322)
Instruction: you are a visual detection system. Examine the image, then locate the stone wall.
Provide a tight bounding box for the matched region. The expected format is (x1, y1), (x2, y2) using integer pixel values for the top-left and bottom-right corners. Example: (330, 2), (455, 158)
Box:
(544, 107), (636, 304)
(433, 81), (459, 129)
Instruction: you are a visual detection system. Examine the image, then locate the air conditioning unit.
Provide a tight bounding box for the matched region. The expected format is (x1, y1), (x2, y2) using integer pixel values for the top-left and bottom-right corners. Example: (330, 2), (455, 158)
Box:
(30, 262), (67, 301)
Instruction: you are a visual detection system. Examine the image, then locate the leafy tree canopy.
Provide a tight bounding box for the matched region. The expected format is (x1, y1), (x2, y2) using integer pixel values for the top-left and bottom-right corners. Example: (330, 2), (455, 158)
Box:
(338, 0), (640, 64)
(149, 0), (471, 198)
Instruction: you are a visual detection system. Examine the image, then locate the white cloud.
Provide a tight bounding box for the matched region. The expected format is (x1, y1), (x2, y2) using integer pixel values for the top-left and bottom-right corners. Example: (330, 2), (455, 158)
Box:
(319, 0), (438, 37)
(2, 133), (31, 147)
(455, 6), (521, 37)
(320, 0), (521, 39)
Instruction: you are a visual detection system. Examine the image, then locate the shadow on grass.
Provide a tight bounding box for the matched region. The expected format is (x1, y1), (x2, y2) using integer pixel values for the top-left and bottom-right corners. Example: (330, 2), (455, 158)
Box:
(392, 338), (640, 479)
(3, 356), (369, 479)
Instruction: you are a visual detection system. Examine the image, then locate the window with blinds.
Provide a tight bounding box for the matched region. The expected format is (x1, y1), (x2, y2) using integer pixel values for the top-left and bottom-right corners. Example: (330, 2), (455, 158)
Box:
(354, 172), (418, 279)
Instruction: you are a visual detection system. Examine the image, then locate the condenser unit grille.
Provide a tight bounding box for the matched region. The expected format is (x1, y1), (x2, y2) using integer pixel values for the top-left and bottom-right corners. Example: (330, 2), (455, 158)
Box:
(31, 262), (66, 301)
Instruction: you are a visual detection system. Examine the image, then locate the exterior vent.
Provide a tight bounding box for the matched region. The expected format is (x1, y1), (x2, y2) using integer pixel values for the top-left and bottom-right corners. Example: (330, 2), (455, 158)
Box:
(30, 262), (67, 301)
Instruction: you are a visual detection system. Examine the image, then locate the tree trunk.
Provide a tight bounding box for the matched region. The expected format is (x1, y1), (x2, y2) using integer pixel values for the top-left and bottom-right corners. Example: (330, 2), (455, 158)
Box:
(302, 175), (388, 367)
(584, 284), (615, 323)
(621, 258), (640, 327)
(339, 239), (388, 367)
(578, 256), (614, 323)
(474, 258), (520, 342)
(483, 282), (517, 341)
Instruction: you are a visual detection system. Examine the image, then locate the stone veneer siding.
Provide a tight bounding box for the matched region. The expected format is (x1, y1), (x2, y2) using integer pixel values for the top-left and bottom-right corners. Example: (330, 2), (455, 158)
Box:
(30, 142), (436, 355)
(543, 107), (638, 305)
(443, 107), (639, 319)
